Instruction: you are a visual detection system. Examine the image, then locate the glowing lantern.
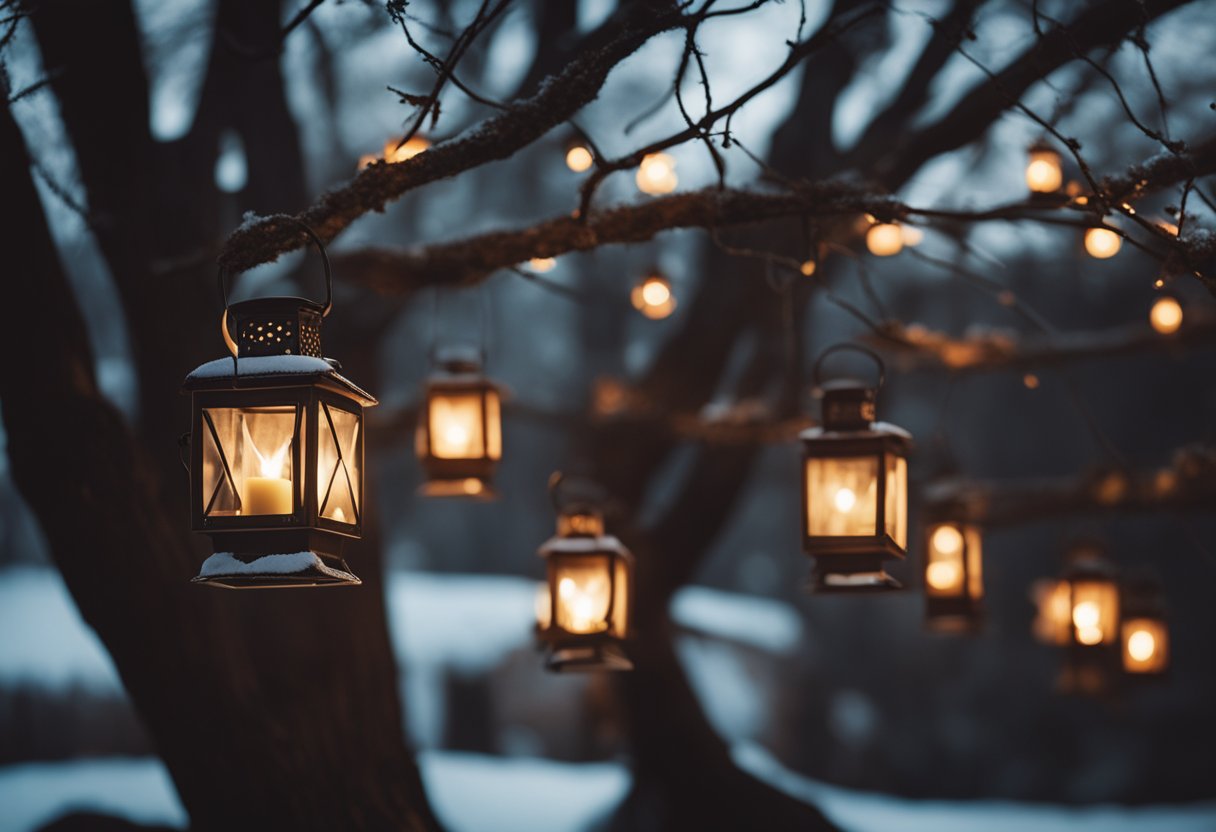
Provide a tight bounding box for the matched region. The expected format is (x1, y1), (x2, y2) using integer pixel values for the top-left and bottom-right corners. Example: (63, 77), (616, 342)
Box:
(1084, 227), (1121, 259)
(636, 152), (677, 195)
(631, 271), (677, 319)
(800, 345), (910, 592)
(1150, 295), (1183, 335)
(536, 490), (633, 672)
(182, 221), (375, 588)
(415, 349), (503, 499)
(1121, 577), (1169, 677)
(866, 222), (904, 257)
(1025, 141), (1064, 194)
(1033, 544), (1120, 648)
(384, 135), (430, 163)
(923, 521), (983, 631)
(565, 139), (594, 173)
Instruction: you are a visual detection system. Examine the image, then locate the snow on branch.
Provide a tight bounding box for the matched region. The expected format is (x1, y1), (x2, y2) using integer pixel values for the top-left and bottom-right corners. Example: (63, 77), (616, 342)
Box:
(924, 445), (1216, 528)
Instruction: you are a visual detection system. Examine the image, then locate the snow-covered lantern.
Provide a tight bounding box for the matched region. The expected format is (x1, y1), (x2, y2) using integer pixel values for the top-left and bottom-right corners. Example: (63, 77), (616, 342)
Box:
(536, 479), (633, 671)
(923, 521), (984, 631)
(415, 347), (503, 499)
(1121, 576), (1169, 677)
(1026, 140), (1064, 195)
(182, 221), (375, 588)
(800, 345), (910, 592)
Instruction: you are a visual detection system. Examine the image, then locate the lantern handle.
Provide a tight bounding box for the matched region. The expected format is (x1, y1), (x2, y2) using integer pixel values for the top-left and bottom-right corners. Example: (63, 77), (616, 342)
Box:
(811, 343), (885, 391)
(217, 216), (334, 318)
(177, 433), (191, 474)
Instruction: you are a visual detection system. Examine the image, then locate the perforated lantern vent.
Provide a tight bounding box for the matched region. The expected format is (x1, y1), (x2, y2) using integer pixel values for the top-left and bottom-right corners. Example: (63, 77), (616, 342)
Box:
(227, 298), (324, 358)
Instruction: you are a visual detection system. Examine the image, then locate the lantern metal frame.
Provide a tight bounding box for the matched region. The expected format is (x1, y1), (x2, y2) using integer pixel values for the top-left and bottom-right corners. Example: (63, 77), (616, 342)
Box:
(922, 519), (984, 632)
(1046, 542), (1122, 695)
(799, 345), (911, 593)
(415, 348), (504, 500)
(182, 218), (376, 588)
(536, 476), (634, 672)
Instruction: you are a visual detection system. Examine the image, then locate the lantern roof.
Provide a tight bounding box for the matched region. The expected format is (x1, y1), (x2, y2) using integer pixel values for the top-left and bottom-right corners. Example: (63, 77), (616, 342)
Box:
(798, 421), (911, 443)
(539, 532), (633, 561)
(182, 355), (377, 406)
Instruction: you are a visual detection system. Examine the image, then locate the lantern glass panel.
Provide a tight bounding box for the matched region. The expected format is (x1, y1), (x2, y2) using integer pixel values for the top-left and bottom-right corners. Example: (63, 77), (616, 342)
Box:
(1033, 579), (1072, 645)
(201, 405), (299, 517)
(883, 453), (907, 548)
(1122, 617), (1168, 674)
(553, 554), (614, 634)
(612, 556), (629, 638)
(965, 527), (982, 600)
(317, 402), (361, 523)
(429, 391), (485, 459)
(1071, 579), (1119, 646)
(805, 455), (878, 537)
(484, 388), (502, 461)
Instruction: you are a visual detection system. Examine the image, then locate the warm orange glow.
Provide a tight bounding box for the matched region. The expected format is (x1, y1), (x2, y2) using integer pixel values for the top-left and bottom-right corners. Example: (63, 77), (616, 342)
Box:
(631, 274), (677, 319)
(357, 154), (378, 172)
(1122, 617), (1168, 673)
(800, 260), (816, 277)
(1084, 227), (1122, 259)
(1033, 580), (1072, 645)
(529, 257), (556, 272)
(565, 144), (593, 172)
(925, 523), (982, 599)
(1070, 579), (1119, 645)
(384, 135), (431, 163)
(636, 153), (677, 195)
(1023, 373), (1040, 389)
(806, 457), (877, 537)
(427, 390), (502, 460)
(1026, 148), (1063, 193)
(866, 223), (904, 257)
(901, 225), (924, 246)
(1150, 296), (1183, 335)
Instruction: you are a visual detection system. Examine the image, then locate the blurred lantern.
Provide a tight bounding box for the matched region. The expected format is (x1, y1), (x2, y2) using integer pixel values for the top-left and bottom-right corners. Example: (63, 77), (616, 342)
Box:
(1034, 542), (1122, 695)
(384, 135), (430, 163)
(1025, 141), (1064, 195)
(415, 348), (504, 499)
(636, 152), (677, 195)
(800, 345), (910, 592)
(1150, 294), (1183, 335)
(536, 475), (633, 671)
(923, 521), (984, 631)
(631, 270), (677, 319)
(866, 222), (904, 257)
(1084, 227), (1122, 259)
(565, 138), (594, 173)
(1120, 576), (1169, 677)
(182, 220), (375, 588)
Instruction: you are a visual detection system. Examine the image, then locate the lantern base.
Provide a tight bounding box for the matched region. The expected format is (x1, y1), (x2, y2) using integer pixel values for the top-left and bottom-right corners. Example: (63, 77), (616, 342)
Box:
(418, 477), (498, 500)
(192, 550), (361, 589)
(544, 642), (632, 672)
(812, 569), (901, 593)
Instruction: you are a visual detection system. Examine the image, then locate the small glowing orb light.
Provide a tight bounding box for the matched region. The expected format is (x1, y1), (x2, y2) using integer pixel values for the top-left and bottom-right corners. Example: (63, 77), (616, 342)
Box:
(1121, 576), (1169, 676)
(565, 140), (594, 173)
(800, 345), (910, 592)
(182, 221), (374, 588)
(384, 135), (431, 164)
(800, 260), (817, 277)
(1150, 295), (1183, 335)
(536, 496), (633, 672)
(1026, 142), (1064, 194)
(923, 521), (984, 631)
(415, 349), (504, 499)
(866, 222), (904, 257)
(636, 152), (678, 195)
(631, 271), (677, 319)
(529, 257), (556, 273)
(1084, 227), (1122, 259)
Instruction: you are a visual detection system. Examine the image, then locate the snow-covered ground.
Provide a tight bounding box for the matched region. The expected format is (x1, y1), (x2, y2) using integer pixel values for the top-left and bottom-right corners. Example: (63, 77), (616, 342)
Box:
(4, 751), (1216, 832)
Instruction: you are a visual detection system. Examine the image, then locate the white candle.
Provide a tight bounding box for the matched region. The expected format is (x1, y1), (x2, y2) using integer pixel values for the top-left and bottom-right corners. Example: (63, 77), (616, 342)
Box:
(244, 476), (292, 515)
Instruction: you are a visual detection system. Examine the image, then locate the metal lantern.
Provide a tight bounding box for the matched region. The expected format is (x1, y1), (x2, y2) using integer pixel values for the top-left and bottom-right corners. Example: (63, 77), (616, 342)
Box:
(536, 478), (633, 672)
(415, 347), (503, 499)
(1121, 575), (1169, 677)
(1032, 542), (1121, 695)
(182, 220), (376, 588)
(923, 521), (984, 631)
(800, 345), (910, 592)
(1026, 140), (1064, 195)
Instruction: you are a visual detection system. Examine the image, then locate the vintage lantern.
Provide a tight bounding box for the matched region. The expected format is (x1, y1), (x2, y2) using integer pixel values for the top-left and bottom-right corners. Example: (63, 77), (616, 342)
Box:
(182, 221), (375, 588)
(923, 521), (984, 631)
(536, 477), (633, 671)
(800, 345), (910, 592)
(1121, 576), (1169, 677)
(1032, 542), (1121, 694)
(1025, 141), (1064, 195)
(415, 347), (503, 499)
